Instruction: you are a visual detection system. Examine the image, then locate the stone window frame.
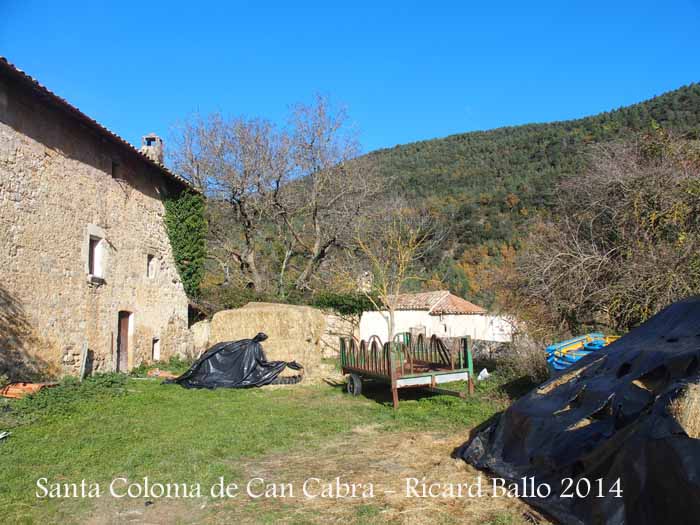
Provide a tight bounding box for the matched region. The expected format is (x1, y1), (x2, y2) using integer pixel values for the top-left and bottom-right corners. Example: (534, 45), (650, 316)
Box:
(146, 253), (156, 279)
(152, 337), (161, 361)
(85, 224), (108, 285)
(111, 159), (122, 179)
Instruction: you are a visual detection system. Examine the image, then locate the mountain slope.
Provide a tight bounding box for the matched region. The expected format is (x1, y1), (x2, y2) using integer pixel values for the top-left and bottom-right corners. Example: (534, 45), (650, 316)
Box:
(365, 83), (700, 304)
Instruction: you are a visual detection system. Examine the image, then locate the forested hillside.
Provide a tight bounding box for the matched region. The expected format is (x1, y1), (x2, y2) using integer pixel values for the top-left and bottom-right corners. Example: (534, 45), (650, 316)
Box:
(365, 83), (700, 306)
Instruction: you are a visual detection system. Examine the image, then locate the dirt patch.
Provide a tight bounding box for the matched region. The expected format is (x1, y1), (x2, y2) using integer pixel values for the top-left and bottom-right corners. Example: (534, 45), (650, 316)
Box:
(85, 497), (203, 525)
(83, 429), (545, 524)
(212, 430), (546, 524)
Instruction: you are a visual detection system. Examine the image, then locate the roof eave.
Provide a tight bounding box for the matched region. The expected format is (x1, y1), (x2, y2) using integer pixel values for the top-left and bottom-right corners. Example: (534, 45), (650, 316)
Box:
(429, 311), (486, 316)
(0, 57), (200, 195)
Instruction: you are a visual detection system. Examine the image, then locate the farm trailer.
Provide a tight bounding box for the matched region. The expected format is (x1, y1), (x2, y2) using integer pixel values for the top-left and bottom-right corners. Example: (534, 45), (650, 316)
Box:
(339, 333), (475, 409)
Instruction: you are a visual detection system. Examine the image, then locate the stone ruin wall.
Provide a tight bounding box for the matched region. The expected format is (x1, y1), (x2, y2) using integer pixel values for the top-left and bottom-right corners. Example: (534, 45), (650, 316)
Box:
(319, 312), (359, 358)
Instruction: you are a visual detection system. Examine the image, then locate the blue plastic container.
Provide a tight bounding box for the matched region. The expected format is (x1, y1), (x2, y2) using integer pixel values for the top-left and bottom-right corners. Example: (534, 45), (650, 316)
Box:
(546, 332), (611, 374)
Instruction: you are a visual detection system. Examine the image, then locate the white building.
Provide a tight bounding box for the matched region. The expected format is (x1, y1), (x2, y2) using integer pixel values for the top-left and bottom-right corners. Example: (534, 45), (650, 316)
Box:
(359, 290), (513, 343)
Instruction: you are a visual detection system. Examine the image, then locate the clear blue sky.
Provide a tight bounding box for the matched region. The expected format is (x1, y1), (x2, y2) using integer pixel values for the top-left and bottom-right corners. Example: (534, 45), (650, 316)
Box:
(2, 1), (699, 154)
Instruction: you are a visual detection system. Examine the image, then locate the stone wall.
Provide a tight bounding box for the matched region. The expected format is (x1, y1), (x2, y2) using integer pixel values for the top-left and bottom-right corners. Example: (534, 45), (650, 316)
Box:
(0, 74), (192, 379)
(320, 312), (359, 358)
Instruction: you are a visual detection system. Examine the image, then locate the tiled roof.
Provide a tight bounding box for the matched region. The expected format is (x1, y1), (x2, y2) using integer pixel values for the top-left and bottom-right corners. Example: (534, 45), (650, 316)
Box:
(393, 290), (486, 315)
(0, 57), (198, 193)
(393, 290), (450, 310)
(430, 293), (486, 315)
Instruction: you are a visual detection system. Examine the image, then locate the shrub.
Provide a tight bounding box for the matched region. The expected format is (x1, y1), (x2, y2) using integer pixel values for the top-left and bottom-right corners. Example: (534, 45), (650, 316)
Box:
(497, 334), (549, 384)
(514, 130), (700, 333)
(129, 355), (192, 377)
(2, 373), (127, 427)
(312, 292), (378, 315)
(200, 283), (314, 312)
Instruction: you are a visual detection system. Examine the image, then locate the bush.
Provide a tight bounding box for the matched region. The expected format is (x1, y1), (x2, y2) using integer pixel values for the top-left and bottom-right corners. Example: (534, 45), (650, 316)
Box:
(515, 130), (700, 333)
(1, 373), (127, 427)
(312, 292), (378, 315)
(497, 334), (549, 384)
(200, 284), (312, 312)
(129, 355), (192, 377)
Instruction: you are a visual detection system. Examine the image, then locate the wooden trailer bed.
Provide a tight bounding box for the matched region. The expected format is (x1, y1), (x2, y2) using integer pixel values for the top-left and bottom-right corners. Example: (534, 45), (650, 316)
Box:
(339, 333), (474, 409)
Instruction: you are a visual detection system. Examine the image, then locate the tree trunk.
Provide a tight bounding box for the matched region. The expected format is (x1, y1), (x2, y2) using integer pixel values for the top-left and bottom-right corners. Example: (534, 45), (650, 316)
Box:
(277, 248), (293, 296)
(294, 238), (334, 290)
(243, 249), (263, 291)
(388, 307), (396, 342)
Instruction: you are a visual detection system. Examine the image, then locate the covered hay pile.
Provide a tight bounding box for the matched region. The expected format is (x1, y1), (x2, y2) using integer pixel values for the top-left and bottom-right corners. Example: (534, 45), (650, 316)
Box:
(669, 382), (700, 439)
(209, 302), (326, 380)
(461, 296), (700, 525)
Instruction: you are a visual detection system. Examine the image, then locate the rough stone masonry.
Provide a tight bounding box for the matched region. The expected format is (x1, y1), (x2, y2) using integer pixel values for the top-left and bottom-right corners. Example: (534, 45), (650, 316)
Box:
(0, 58), (194, 378)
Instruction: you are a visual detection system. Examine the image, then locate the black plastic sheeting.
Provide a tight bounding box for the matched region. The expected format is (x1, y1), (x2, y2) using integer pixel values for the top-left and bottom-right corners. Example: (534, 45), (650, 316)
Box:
(167, 333), (303, 389)
(460, 297), (700, 525)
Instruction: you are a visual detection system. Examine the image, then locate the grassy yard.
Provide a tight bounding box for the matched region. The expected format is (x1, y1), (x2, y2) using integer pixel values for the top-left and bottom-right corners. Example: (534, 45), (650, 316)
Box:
(0, 366), (539, 524)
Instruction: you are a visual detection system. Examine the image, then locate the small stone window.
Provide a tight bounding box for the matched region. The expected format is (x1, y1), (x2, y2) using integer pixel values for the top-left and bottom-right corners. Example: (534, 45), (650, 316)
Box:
(152, 338), (161, 361)
(111, 160), (122, 179)
(88, 236), (105, 279)
(146, 254), (156, 278)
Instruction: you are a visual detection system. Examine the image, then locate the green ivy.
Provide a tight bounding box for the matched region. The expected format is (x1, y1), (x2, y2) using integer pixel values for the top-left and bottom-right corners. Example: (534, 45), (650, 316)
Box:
(312, 292), (379, 315)
(164, 191), (207, 298)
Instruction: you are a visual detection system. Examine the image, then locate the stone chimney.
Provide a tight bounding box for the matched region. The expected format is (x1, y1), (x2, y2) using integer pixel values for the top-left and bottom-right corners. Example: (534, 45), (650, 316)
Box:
(140, 133), (164, 164)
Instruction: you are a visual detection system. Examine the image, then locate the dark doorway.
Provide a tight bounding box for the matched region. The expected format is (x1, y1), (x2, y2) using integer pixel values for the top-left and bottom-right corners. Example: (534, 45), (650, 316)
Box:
(116, 311), (131, 372)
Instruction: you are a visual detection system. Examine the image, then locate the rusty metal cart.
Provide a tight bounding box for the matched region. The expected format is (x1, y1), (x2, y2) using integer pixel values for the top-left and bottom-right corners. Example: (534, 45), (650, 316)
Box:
(339, 333), (474, 409)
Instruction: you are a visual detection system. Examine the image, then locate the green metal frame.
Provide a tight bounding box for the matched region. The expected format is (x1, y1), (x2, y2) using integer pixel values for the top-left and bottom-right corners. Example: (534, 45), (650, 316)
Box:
(339, 334), (475, 409)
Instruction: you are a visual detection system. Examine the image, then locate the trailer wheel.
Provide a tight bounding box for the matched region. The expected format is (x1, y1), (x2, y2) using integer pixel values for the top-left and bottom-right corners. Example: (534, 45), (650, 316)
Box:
(347, 374), (363, 396)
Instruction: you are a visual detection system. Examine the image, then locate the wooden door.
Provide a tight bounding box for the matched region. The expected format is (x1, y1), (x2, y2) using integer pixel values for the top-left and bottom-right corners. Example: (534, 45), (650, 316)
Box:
(116, 311), (130, 372)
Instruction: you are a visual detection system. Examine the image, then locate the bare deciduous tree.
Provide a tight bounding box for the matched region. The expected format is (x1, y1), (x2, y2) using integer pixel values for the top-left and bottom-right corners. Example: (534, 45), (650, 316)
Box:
(169, 96), (383, 297)
(514, 130), (700, 333)
(277, 95), (382, 291)
(347, 205), (441, 340)
(170, 114), (288, 291)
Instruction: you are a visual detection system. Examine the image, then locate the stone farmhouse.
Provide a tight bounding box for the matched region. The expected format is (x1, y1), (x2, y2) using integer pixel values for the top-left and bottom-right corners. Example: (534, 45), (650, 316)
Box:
(0, 58), (195, 379)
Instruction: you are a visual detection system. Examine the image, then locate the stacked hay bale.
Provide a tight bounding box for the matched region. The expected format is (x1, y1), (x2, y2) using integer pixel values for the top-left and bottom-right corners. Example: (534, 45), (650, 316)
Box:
(208, 302), (326, 380)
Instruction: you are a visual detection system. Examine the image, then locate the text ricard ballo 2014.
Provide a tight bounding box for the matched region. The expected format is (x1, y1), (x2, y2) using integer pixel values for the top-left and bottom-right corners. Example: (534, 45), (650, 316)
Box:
(36, 476), (623, 500)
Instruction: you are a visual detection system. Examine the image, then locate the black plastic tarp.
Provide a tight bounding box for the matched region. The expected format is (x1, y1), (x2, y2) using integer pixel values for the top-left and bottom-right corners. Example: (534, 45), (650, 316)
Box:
(460, 297), (700, 525)
(167, 333), (303, 389)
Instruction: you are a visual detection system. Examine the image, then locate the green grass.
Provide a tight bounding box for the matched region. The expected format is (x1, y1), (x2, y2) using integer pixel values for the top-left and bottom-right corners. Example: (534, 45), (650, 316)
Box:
(0, 368), (528, 523)
(128, 355), (192, 377)
(354, 502), (383, 524)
